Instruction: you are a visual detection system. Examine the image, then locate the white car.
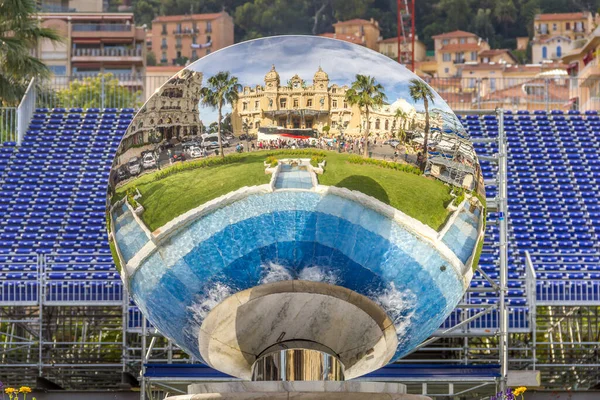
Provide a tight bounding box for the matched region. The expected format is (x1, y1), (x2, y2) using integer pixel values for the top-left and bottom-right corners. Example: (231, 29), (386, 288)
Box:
(189, 146), (203, 158)
(127, 157), (141, 176)
(142, 153), (157, 169)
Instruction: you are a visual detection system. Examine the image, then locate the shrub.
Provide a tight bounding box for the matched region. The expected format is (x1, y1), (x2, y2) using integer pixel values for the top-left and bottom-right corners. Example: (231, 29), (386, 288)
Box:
(153, 154), (246, 181)
(264, 149), (326, 158)
(346, 155), (421, 175)
(453, 187), (465, 206)
(265, 156), (278, 166)
(126, 188), (139, 209)
(310, 155), (324, 167)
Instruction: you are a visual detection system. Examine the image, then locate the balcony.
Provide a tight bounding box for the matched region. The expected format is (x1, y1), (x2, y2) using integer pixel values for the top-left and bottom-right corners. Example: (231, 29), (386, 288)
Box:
(72, 23), (133, 38)
(173, 28), (199, 35)
(175, 42), (182, 49)
(453, 59), (465, 64)
(579, 58), (600, 86)
(206, 27), (212, 33)
(71, 47), (143, 63)
(161, 44), (168, 50)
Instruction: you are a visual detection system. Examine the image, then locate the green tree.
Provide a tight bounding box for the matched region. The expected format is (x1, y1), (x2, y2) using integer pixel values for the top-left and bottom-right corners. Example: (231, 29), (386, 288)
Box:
(472, 8), (495, 42)
(201, 72), (242, 159)
(408, 78), (435, 172)
(56, 73), (143, 109)
(394, 108), (408, 142)
(345, 74), (386, 157)
(0, 0), (63, 105)
(494, 0), (518, 30)
(147, 51), (157, 66)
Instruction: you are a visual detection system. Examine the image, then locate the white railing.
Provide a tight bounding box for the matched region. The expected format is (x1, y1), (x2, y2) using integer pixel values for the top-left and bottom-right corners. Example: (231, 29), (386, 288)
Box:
(16, 78), (36, 145)
(72, 47), (142, 57)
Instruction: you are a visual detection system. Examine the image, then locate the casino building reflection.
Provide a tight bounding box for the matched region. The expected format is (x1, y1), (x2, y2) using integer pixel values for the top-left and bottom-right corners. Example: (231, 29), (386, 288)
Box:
(232, 65), (443, 138)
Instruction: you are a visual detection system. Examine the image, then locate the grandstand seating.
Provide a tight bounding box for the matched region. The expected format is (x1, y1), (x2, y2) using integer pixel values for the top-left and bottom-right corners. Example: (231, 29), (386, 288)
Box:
(0, 108), (134, 304)
(1, 108), (599, 329)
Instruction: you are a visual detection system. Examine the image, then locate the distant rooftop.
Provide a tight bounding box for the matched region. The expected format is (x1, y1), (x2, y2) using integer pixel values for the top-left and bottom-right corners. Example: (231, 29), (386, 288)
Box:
(432, 30), (478, 39)
(152, 12), (227, 23)
(535, 12), (589, 21)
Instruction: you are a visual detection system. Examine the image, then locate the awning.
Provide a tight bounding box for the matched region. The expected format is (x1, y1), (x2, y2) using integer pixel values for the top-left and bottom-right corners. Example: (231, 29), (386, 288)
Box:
(72, 38), (101, 44)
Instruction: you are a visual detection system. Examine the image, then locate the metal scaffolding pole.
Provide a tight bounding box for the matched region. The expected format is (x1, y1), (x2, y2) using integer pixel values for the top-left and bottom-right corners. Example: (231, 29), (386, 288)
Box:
(497, 108), (509, 393)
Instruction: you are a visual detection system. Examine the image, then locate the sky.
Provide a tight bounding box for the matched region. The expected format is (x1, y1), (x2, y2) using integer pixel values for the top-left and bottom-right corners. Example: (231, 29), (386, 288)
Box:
(175, 36), (462, 130)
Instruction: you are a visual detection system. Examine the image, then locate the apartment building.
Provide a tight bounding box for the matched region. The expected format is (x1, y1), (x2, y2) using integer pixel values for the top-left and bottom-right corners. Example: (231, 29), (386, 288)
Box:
(562, 27), (600, 112)
(320, 19), (381, 50)
(378, 36), (426, 62)
(531, 12), (595, 63)
(432, 30), (490, 78)
(149, 12), (234, 66)
(37, 11), (146, 82)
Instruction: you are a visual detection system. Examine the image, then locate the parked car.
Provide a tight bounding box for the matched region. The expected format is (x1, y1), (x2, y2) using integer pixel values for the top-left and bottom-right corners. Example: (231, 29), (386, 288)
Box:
(388, 140), (400, 148)
(142, 153), (157, 169)
(170, 151), (186, 163)
(127, 157), (141, 176)
(188, 146), (203, 159)
(117, 165), (130, 182)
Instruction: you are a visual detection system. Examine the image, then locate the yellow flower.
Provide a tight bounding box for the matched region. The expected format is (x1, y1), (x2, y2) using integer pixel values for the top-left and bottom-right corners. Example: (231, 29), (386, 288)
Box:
(513, 386), (527, 396)
(4, 387), (16, 394)
(19, 386), (32, 393)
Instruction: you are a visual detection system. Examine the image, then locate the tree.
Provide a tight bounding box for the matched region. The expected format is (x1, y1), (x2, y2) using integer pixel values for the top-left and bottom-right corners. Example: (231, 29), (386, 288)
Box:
(147, 51), (157, 66)
(472, 8), (495, 43)
(56, 73), (143, 109)
(345, 74), (386, 157)
(394, 108), (408, 142)
(408, 78), (435, 172)
(0, 0), (63, 106)
(201, 72), (242, 159)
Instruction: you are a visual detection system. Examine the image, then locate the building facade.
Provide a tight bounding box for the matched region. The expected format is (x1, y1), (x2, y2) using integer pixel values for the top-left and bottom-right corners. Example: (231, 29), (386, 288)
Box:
(322, 18), (381, 50)
(531, 12), (595, 63)
(231, 66), (433, 139)
(432, 31), (490, 78)
(378, 36), (426, 62)
(37, 11), (146, 83)
(149, 12), (234, 67)
(562, 27), (600, 112)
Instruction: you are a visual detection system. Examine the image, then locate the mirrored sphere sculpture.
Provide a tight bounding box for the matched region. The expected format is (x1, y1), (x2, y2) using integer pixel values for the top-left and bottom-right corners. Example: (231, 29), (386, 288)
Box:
(107, 36), (485, 380)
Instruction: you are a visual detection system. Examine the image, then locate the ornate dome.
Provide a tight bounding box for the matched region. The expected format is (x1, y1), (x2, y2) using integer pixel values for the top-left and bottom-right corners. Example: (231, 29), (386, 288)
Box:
(264, 64), (280, 85)
(313, 66), (329, 82)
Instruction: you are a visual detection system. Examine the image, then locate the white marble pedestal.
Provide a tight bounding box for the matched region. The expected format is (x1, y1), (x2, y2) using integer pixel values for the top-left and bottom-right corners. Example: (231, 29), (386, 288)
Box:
(165, 381), (431, 400)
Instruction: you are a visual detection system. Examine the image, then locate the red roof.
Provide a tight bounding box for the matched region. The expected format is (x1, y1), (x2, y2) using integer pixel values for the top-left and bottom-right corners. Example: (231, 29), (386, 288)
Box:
(535, 12), (587, 21)
(153, 12), (224, 23)
(318, 33), (364, 45)
(439, 43), (483, 52)
(333, 18), (377, 27)
(432, 30), (478, 39)
(461, 63), (505, 71)
(379, 36), (399, 44)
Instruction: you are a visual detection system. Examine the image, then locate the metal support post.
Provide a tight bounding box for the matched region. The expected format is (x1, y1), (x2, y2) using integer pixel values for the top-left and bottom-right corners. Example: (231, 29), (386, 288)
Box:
(497, 108), (509, 393)
(140, 315), (147, 400)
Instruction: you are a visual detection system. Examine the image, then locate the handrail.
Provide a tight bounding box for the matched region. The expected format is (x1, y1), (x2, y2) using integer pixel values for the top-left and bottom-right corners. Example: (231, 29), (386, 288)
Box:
(16, 77), (36, 145)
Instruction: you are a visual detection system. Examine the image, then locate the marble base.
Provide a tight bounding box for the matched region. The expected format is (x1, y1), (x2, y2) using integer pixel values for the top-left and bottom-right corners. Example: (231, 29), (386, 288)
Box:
(198, 281), (399, 380)
(165, 382), (431, 400)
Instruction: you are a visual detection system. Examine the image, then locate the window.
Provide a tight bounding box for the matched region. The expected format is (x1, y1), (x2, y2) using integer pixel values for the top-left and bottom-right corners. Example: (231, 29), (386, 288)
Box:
(490, 78), (496, 91)
(191, 50), (197, 59)
(48, 65), (67, 75)
(307, 99), (313, 107)
(242, 102), (248, 111)
(443, 53), (451, 62)
(280, 98), (287, 108)
(385, 120), (389, 130)
(468, 78), (476, 88)
(542, 46), (547, 59)
(552, 23), (557, 31)
(255, 100), (259, 109)
(206, 49), (211, 55)
(255, 121), (260, 129)
(176, 37), (182, 47)
(375, 119), (380, 129)
(332, 99), (338, 108)
(444, 67), (449, 73)
(460, 38), (465, 44)
(332, 87), (337, 93)
(192, 35), (197, 44)
(206, 21), (212, 33)
(177, 23), (182, 33)
(161, 38), (167, 48)
(331, 121), (337, 128)
(343, 100), (348, 108)
(162, 24), (167, 34)
(442, 39), (449, 45)
(566, 22), (570, 30)
(556, 46), (562, 57)
(293, 98), (299, 108)
(161, 52), (167, 62)
(471, 51), (477, 61)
